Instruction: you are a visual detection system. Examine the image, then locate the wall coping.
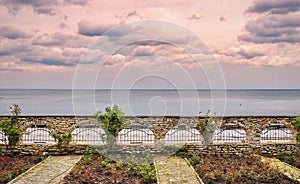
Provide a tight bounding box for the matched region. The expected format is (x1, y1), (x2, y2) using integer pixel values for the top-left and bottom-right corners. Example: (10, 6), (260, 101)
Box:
(0, 115), (298, 118)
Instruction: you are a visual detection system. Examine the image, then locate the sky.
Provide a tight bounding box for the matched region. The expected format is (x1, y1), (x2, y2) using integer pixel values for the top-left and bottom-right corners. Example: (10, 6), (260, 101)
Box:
(0, 0), (300, 89)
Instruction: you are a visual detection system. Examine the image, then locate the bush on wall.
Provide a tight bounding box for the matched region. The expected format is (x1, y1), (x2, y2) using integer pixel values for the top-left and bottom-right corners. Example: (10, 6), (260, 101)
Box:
(0, 104), (21, 146)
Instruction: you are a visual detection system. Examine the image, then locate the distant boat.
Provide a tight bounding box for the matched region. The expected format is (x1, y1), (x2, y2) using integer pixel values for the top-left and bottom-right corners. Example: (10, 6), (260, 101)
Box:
(0, 97), (3, 99)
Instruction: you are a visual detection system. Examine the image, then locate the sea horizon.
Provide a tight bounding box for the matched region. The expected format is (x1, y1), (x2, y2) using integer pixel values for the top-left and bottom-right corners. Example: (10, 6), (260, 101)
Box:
(1, 89), (300, 116)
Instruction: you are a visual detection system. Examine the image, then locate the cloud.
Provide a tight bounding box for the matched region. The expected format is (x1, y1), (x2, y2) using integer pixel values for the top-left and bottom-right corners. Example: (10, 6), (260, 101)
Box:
(78, 21), (117, 36)
(246, 0), (300, 15)
(0, 0), (58, 15)
(215, 45), (265, 60)
(0, 25), (30, 39)
(215, 43), (300, 66)
(240, 0), (300, 44)
(239, 12), (300, 44)
(188, 14), (202, 20)
(31, 32), (93, 47)
(21, 47), (80, 66)
(0, 0), (92, 15)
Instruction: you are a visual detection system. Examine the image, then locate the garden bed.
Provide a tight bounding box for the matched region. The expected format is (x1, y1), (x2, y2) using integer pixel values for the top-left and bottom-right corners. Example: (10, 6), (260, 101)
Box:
(62, 153), (157, 184)
(0, 155), (45, 183)
(187, 153), (299, 184)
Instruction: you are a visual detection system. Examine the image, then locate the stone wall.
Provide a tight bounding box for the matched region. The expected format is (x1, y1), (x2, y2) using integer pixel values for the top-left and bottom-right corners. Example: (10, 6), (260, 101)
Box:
(0, 116), (299, 156)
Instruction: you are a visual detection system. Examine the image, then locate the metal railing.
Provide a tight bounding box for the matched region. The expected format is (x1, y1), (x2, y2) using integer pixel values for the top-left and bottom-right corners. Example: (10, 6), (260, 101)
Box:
(165, 125), (201, 144)
(261, 127), (293, 142)
(22, 127), (56, 144)
(72, 127), (106, 145)
(117, 124), (154, 145)
(213, 128), (246, 143)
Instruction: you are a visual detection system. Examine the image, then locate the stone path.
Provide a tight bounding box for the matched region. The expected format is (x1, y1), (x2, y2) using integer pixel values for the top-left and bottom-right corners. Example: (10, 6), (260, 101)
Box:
(9, 155), (83, 184)
(261, 156), (300, 182)
(155, 156), (204, 184)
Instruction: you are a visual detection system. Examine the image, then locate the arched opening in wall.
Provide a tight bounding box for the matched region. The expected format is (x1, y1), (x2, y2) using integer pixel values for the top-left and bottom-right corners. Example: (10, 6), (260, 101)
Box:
(117, 123), (154, 145)
(213, 124), (246, 143)
(0, 130), (7, 144)
(165, 125), (201, 144)
(72, 127), (106, 145)
(261, 125), (293, 143)
(22, 125), (56, 144)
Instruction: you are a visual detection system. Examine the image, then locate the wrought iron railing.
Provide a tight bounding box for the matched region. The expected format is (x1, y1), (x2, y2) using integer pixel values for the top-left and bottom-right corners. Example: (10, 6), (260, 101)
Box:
(261, 127), (293, 142)
(165, 125), (201, 144)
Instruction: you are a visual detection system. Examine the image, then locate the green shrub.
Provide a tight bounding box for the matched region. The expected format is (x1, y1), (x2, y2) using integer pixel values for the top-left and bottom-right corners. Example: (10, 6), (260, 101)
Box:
(292, 116), (300, 130)
(292, 116), (300, 143)
(50, 129), (72, 144)
(0, 104), (21, 146)
(95, 105), (127, 145)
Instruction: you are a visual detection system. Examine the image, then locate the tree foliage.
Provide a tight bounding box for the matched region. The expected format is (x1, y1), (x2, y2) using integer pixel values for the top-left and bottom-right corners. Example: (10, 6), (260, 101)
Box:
(0, 104), (21, 146)
(95, 105), (127, 144)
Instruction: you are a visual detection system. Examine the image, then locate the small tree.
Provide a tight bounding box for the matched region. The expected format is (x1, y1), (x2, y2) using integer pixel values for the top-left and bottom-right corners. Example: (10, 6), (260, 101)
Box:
(0, 104), (21, 146)
(95, 105), (127, 145)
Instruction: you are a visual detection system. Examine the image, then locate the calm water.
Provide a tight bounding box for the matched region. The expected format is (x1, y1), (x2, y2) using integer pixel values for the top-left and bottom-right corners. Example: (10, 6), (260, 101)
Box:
(0, 89), (300, 116)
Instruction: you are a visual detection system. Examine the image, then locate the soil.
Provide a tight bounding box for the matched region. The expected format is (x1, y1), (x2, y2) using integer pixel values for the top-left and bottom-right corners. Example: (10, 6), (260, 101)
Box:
(0, 155), (44, 183)
(62, 154), (157, 184)
(187, 153), (299, 184)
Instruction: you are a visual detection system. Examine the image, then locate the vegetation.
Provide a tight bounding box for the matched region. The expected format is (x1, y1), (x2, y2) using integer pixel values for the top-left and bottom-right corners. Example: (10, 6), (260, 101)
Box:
(95, 105), (128, 145)
(188, 153), (297, 184)
(292, 116), (300, 142)
(0, 155), (44, 183)
(62, 152), (157, 184)
(197, 111), (219, 146)
(50, 130), (72, 144)
(0, 104), (21, 146)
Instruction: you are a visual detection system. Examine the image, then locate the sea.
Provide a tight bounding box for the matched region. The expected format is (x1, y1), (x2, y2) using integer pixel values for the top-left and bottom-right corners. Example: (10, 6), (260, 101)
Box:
(0, 89), (300, 116)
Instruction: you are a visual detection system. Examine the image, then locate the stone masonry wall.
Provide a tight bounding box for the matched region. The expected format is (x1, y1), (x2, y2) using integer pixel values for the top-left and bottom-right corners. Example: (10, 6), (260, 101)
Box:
(0, 116), (299, 155)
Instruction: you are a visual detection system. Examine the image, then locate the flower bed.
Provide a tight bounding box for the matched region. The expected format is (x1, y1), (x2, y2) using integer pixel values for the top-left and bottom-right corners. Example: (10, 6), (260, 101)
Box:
(62, 153), (157, 184)
(187, 153), (298, 184)
(0, 155), (45, 183)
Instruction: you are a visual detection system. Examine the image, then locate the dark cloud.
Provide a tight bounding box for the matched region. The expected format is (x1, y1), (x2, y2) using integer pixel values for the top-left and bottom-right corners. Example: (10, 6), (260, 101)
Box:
(34, 7), (56, 16)
(0, 0), (92, 15)
(59, 22), (67, 29)
(246, 0), (300, 15)
(78, 21), (116, 36)
(215, 47), (264, 60)
(126, 10), (142, 19)
(63, 0), (91, 6)
(238, 13), (300, 43)
(0, 0), (57, 15)
(0, 25), (30, 39)
(188, 14), (202, 20)
(23, 58), (75, 66)
(219, 16), (226, 22)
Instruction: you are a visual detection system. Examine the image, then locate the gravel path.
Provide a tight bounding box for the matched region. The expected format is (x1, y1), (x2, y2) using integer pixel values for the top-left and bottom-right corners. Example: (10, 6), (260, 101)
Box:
(8, 155), (83, 184)
(155, 156), (203, 184)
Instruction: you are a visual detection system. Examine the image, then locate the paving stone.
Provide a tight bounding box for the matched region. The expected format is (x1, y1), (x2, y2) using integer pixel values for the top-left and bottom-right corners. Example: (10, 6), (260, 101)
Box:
(8, 155), (83, 184)
(155, 156), (203, 184)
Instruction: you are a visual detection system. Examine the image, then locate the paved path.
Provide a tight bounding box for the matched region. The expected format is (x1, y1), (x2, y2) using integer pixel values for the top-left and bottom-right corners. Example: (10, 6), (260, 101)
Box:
(155, 156), (203, 184)
(261, 156), (300, 182)
(9, 155), (83, 184)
